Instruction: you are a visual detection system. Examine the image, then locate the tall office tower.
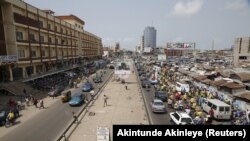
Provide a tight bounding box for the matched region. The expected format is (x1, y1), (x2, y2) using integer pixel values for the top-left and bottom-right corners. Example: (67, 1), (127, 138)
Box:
(143, 26), (156, 48)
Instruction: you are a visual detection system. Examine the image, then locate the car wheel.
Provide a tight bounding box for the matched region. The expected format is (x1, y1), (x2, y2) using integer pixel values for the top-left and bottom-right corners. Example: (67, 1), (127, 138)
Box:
(16, 112), (20, 117)
(1, 120), (5, 126)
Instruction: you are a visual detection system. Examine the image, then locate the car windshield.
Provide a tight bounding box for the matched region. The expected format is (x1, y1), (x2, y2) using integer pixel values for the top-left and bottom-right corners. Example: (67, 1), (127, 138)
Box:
(0, 111), (5, 117)
(154, 102), (164, 106)
(157, 92), (165, 96)
(72, 95), (81, 99)
(181, 118), (193, 124)
(84, 83), (91, 86)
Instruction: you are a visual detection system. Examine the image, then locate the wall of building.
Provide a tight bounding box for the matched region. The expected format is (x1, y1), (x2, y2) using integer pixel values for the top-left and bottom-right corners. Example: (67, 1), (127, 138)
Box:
(0, 0), (103, 81)
(234, 37), (250, 67)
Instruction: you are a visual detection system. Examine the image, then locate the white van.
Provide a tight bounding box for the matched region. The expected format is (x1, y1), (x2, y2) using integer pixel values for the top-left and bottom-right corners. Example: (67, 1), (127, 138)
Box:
(201, 99), (231, 120)
(175, 82), (190, 93)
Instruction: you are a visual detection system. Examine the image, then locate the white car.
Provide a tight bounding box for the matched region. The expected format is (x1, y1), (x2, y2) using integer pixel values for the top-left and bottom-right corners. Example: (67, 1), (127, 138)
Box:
(170, 112), (194, 125)
(151, 99), (166, 113)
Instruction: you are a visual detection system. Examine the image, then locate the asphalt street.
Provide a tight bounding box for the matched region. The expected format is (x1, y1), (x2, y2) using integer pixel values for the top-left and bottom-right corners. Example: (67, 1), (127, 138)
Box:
(141, 86), (174, 125)
(0, 69), (113, 141)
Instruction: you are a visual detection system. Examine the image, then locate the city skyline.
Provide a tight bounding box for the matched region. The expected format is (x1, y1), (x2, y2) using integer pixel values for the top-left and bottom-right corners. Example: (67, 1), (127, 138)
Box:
(25, 0), (250, 50)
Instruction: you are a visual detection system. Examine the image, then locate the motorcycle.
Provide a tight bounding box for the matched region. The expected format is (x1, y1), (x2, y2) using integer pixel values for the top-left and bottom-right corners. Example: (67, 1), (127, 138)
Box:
(5, 118), (15, 128)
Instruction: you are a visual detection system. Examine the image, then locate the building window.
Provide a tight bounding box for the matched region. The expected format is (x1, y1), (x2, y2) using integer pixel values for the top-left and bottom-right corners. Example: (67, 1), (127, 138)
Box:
(39, 21), (43, 28)
(18, 50), (25, 58)
(40, 36), (44, 43)
(239, 56), (247, 60)
(75, 23), (77, 27)
(16, 31), (23, 40)
(31, 50), (36, 57)
(42, 50), (45, 57)
(48, 37), (52, 43)
(60, 28), (63, 33)
(55, 26), (57, 32)
(29, 34), (36, 42)
(55, 38), (58, 44)
(48, 24), (51, 30)
(78, 25), (80, 28)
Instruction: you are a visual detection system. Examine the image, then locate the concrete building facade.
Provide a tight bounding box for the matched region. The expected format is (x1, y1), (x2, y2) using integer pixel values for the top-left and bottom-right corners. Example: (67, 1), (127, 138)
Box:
(143, 26), (156, 48)
(234, 37), (250, 67)
(0, 0), (102, 81)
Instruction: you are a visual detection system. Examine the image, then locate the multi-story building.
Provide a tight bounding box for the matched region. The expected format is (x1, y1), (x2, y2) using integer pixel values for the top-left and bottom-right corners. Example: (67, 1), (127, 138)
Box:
(234, 37), (250, 67)
(143, 26), (156, 48)
(140, 36), (144, 53)
(113, 42), (120, 52)
(0, 0), (102, 81)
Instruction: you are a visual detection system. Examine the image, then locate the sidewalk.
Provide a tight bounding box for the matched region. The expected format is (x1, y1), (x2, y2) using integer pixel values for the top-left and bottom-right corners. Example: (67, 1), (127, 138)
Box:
(68, 65), (149, 141)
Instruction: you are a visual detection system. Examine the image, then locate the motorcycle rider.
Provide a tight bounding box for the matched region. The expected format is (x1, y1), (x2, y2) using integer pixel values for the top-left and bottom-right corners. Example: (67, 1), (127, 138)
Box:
(7, 110), (15, 124)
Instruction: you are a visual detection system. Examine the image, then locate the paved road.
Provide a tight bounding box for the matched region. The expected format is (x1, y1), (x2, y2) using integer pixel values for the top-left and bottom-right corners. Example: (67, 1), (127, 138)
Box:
(141, 86), (174, 125)
(0, 69), (113, 141)
(134, 65), (174, 125)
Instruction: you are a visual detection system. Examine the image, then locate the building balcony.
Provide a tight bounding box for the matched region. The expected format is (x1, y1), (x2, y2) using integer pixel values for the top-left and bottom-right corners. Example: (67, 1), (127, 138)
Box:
(14, 13), (39, 28)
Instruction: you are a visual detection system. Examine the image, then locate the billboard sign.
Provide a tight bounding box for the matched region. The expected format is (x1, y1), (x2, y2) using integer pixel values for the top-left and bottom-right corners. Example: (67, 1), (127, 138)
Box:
(158, 54), (166, 61)
(144, 47), (152, 53)
(167, 42), (195, 49)
(114, 61), (131, 75)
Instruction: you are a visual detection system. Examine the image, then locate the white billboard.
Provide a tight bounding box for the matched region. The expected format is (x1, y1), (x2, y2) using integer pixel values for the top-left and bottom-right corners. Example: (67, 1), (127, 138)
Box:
(114, 61), (131, 75)
(144, 47), (152, 53)
(167, 42), (195, 49)
(158, 54), (166, 61)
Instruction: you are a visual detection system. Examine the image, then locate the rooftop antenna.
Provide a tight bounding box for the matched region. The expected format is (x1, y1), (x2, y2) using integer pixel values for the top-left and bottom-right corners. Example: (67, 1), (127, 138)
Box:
(212, 40), (214, 50)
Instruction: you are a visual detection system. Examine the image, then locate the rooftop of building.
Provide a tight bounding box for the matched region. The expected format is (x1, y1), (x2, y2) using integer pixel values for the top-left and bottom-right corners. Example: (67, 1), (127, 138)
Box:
(56, 14), (85, 25)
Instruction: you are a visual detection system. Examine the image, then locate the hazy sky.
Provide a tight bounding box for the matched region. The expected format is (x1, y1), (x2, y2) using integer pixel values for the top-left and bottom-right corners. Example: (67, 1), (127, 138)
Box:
(25, 0), (250, 50)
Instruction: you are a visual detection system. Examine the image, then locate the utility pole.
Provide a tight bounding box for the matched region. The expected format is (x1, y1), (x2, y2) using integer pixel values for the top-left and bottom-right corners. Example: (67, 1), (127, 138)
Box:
(212, 40), (214, 51)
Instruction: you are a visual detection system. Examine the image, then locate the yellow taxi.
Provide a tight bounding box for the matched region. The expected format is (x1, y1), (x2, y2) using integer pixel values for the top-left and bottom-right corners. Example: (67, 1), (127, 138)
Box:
(61, 90), (71, 103)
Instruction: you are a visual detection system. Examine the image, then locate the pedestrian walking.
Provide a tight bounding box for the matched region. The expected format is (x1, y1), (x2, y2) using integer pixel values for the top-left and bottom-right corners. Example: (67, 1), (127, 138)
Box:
(33, 98), (38, 108)
(125, 83), (128, 90)
(23, 88), (27, 95)
(72, 112), (78, 124)
(39, 99), (45, 109)
(25, 96), (30, 106)
(104, 95), (109, 107)
(246, 109), (250, 124)
(90, 90), (95, 100)
(208, 108), (214, 120)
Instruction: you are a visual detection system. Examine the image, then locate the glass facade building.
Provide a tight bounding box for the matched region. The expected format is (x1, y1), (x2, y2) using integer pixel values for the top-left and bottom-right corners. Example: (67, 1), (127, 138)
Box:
(143, 26), (156, 48)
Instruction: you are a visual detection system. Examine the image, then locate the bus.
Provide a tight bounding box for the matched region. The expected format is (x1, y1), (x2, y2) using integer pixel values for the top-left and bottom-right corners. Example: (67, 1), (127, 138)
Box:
(201, 99), (231, 120)
(175, 81), (190, 93)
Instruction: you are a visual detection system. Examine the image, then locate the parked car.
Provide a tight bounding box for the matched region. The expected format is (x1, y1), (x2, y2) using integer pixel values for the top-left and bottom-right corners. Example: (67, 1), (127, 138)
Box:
(142, 80), (151, 88)
(82, 82), (94, 92)
(151, 99), (166, 113)
(93, 77), (102, 83)
(0, 107), (19, 126)
(61, 90), (71, 103)
(69, 93), (85, 106)
(48, 85), (65, 97)
(109, 65), (114, 69)
(155, 91), (167, 102)
(170, 112), (194, 125)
